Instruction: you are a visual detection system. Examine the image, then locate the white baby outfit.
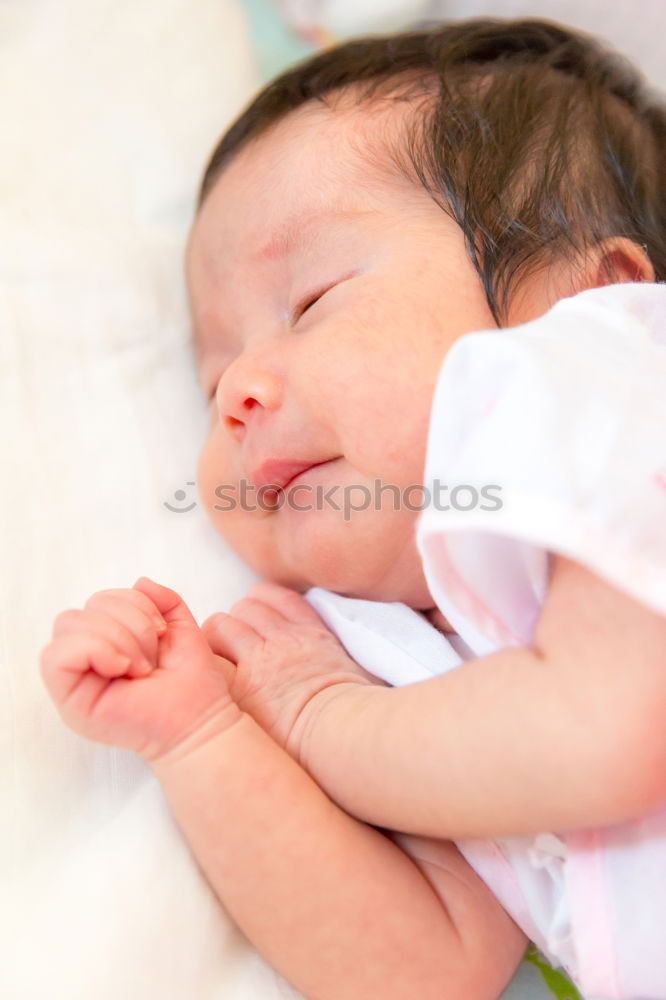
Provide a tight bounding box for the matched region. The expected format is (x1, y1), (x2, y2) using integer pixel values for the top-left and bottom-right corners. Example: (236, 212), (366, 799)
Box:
(304, 282), (666, 1000)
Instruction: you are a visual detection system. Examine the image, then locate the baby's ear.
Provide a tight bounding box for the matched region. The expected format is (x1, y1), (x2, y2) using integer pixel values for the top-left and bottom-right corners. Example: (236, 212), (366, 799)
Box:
(581, 236), (655, 289)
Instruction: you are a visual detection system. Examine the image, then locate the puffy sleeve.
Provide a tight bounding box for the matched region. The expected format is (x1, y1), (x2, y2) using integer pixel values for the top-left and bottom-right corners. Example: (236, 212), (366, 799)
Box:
(415, 281), (666, 657)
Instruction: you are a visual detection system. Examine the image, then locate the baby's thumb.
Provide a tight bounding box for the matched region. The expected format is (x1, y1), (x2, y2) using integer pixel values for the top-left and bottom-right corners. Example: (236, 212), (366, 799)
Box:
(132, 576), (199, 629)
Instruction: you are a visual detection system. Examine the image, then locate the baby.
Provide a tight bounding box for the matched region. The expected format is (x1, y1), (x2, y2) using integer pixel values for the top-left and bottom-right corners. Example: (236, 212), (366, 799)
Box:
(39, 17), (666, 1000)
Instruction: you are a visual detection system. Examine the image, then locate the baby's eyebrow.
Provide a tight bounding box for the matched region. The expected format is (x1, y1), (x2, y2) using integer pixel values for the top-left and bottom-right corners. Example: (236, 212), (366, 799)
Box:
(255, 208), (377, 262)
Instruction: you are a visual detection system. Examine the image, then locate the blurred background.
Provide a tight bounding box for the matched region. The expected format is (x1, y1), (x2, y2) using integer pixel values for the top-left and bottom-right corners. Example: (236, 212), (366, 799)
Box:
(247, 0), (666, 92)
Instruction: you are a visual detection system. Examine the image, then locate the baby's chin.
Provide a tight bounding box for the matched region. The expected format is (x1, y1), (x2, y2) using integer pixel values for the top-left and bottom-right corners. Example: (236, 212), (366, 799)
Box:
(253, 548), (434, 609)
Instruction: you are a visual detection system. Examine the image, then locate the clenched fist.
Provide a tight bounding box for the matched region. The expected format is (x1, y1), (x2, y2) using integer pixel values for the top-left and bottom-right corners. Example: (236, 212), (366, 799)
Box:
(39, 577), (240, 763)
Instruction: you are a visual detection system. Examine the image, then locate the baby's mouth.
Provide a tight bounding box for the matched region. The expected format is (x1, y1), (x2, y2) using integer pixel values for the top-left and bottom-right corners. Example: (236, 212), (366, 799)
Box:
(280, 459), (335, 491)
(256, 457), (341, 510)
(248, 456), (339, 494)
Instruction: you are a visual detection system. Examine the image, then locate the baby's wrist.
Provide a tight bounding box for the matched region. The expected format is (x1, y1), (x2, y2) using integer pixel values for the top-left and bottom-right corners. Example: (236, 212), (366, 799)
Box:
(146, 696), (245, 774)
(294, 680), (373, 774)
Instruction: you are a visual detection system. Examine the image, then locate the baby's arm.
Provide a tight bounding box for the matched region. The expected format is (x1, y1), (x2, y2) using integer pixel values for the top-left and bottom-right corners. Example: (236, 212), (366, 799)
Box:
(40, 578), (525, 1000)
(294, 554), (666, 839)
(153, 716), (526, 1000)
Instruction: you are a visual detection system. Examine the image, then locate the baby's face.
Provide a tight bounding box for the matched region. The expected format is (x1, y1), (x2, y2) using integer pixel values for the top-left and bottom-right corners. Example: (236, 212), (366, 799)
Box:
(188, 101), (550, 606)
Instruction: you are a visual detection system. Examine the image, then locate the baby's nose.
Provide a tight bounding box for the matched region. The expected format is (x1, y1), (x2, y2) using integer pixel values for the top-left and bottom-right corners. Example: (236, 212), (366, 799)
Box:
(216, 359), (283, 433)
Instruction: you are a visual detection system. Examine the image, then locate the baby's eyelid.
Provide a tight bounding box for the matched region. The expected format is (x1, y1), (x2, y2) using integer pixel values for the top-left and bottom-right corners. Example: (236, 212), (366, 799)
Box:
(292, 282), (335, 324)
(292, 270), (361, 324)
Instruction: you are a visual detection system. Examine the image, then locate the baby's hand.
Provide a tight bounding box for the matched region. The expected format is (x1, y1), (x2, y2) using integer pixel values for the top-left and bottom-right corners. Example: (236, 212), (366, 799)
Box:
(201, 582), (388, 762)
(39, 578), (241, 762)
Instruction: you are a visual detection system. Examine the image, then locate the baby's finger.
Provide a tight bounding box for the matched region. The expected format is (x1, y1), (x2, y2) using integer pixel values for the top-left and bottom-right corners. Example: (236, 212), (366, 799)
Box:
(83, 587), (168, 633)
(227, 596), (289, 637)
(201, 612), (261, 664)
(244, 582), (329, 627)
(132, 577), (200, 630)
(52, 609), (154, 678)
(40, 632), (135, 706)
(84, 593), (166, 666)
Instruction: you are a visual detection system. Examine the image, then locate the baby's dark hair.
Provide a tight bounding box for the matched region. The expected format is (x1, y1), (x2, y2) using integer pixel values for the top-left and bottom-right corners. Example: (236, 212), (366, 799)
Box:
(198, 17), (666, 323)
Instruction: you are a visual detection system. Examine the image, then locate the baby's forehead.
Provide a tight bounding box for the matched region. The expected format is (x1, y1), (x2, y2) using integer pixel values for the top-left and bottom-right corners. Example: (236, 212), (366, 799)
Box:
(201, 91), (421, 221)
